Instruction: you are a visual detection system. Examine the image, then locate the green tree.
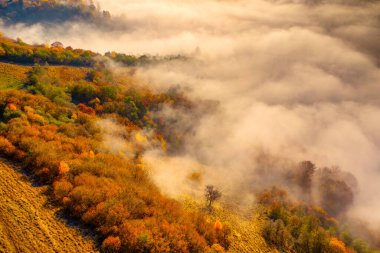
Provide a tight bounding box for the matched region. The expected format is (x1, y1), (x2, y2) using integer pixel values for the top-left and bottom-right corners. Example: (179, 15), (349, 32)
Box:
(99, 86), (117, 101)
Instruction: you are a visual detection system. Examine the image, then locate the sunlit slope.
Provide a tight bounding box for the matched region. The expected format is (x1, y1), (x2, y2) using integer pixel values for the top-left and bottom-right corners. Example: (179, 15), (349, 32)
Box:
(0, 62), (29, 89)
(215, 208), (273, 253)
(0, 62), (90, 89)
(183, 198), (274, 253)
(0, 160), (98, 253)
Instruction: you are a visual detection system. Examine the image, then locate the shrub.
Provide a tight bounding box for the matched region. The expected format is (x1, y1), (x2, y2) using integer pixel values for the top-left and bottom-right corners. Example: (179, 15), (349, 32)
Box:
(71, 83), (97, 103)
(53, 179), (74, 200)
(99, 86), (118, 102)
(0, 136), (16, 156)
(102, 236), (122, 253)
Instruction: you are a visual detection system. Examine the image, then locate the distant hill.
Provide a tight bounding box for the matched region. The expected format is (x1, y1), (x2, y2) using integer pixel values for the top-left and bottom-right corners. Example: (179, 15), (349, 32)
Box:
(0, 0), (111, 26)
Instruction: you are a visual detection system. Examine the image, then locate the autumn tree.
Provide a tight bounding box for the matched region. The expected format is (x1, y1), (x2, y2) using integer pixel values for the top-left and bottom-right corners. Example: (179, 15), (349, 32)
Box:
(205, 185), (222, 210)
(263, 219), (294, 250)
(101, 236), (121, 253)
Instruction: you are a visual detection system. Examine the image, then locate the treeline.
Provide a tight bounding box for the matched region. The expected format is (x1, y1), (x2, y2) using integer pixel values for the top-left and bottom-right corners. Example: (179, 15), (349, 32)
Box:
(105, 52), (188, 67)
(0, 36), (97, 66)
(0, 62), (231, 252)
(0, 35), (188, 68)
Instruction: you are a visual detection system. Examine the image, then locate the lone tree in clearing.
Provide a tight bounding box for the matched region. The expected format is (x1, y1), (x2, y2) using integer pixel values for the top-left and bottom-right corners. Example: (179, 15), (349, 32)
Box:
(205, 185), (222, 210)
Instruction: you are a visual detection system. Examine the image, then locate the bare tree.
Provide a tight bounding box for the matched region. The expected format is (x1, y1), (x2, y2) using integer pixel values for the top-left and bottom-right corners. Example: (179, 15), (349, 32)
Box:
(205, 185), (222, 210)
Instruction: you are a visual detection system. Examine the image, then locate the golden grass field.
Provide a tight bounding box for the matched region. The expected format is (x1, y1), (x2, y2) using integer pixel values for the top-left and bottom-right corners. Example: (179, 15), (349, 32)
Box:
(0, 62), (29, 89)
(0, 160), (99, 253)
(182, 197), (275, 253)
(46, 65), (90, 84)
(0, 62), (91, 90)
(211, 207), (275, 253)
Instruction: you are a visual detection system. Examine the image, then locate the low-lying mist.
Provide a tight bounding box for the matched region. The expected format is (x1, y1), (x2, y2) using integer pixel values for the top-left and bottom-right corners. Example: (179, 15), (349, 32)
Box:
(2, 0), (380, 239)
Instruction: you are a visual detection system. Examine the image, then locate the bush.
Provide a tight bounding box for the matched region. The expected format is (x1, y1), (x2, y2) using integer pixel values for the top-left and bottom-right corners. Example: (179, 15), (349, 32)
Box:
(71, 83), (97, 104)
(101, 236), (122, 253)
(2, 107), (23, 122)
(0, 136), (16, 156)
(99, 86), (117, 102)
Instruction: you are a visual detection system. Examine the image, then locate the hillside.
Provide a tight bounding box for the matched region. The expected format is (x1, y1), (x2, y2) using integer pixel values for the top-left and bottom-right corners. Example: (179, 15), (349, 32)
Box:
(0, 159), (98, 253)
(0, 61), (89, 88)
(182, 197), (273, 253)
(0, 61), (28, 89)
(0, 57), (233, 252)
(0, 31), (378, 252)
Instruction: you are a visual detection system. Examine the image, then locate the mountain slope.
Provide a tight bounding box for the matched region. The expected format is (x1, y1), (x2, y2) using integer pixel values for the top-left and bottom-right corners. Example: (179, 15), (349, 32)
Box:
(0, 159), (98, 253)
(0, 58), (232, 252)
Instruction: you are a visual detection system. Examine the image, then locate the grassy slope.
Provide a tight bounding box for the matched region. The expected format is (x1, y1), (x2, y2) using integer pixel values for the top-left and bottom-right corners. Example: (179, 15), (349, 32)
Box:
(182, 198), (274, 253)
(46, 65), (89, 82)
(212, 208), (274, 253)
(0, 159), (99, 253)
(0, 62), (29, 89)
(0, 62), (90, 89)
(0, 61), (97, 253)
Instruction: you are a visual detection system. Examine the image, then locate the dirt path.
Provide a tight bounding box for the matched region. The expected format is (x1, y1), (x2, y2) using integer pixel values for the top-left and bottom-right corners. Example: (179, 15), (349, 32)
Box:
(0, 159), (99, 253)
